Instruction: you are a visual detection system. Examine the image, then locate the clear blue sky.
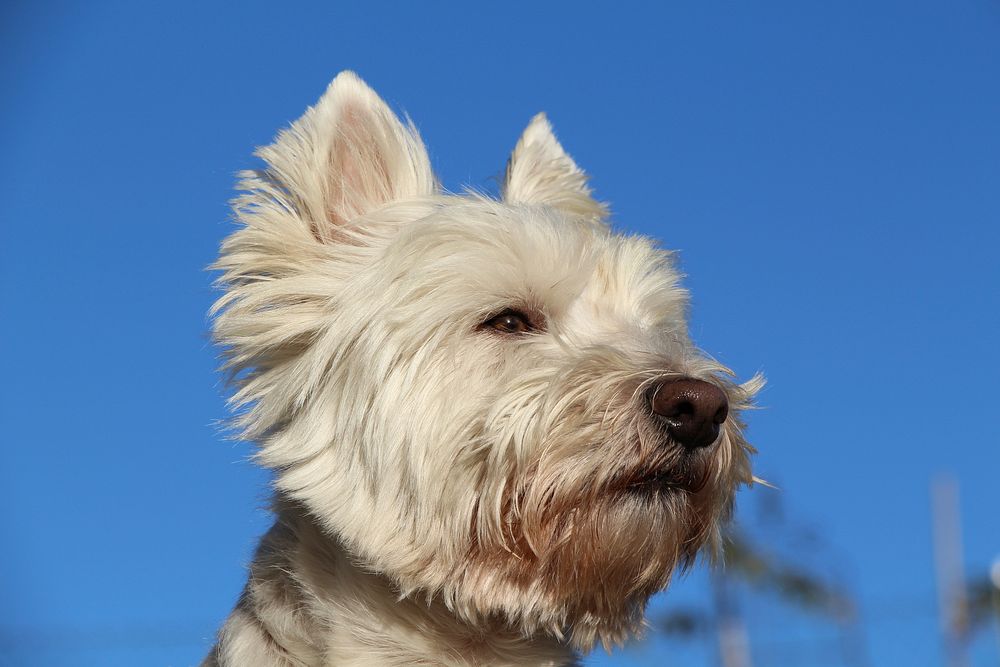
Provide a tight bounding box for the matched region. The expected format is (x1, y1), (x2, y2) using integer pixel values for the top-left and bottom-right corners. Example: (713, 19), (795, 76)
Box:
(1, 2), (998, 666)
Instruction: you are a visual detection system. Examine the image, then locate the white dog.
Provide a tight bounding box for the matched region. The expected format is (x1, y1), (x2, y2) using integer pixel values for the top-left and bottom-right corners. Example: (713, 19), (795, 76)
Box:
(204, 71), (760, 666)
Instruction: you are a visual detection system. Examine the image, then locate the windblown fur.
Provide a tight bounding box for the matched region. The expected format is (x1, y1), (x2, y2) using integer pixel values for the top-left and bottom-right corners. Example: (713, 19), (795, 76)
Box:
(204, 71), (761, 666)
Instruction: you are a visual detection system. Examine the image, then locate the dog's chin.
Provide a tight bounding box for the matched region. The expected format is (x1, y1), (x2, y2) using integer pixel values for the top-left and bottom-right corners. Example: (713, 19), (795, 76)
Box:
(552, 478), (726, 649)
(453, 462), (726, 652)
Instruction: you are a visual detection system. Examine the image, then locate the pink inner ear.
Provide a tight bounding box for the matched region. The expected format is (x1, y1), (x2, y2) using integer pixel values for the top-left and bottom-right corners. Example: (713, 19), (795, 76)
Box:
(321, 104), (393, 239)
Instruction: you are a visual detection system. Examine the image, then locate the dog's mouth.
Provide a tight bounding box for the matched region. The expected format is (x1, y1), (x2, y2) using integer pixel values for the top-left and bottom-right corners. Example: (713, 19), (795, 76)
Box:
(613, 458), (713, 497)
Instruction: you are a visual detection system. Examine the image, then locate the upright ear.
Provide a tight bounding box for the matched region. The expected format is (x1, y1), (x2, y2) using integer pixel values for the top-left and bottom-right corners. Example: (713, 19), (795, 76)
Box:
(258, 71), (436, 241)
(502, 113), (607, 220)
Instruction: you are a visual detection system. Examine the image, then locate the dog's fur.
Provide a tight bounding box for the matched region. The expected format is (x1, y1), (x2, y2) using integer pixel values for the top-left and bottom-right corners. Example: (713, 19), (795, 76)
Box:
(204, 71), (760, 666)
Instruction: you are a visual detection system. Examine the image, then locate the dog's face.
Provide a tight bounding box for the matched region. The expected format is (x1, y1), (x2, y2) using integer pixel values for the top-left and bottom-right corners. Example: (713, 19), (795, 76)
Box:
(214, 72), (759, 649)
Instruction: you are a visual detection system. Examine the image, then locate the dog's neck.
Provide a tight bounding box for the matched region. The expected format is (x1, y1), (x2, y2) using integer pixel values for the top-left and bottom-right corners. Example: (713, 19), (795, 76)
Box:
(212, 499), (575, 666)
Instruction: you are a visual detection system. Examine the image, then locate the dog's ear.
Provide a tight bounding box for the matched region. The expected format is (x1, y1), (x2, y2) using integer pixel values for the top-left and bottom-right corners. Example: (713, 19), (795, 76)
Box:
(259, 71), (436, 241)
(502, 113), (607, 220)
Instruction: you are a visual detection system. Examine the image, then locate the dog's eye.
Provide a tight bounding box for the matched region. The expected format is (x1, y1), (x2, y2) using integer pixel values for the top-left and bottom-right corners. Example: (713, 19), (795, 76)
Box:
(482, 309), (536, 335)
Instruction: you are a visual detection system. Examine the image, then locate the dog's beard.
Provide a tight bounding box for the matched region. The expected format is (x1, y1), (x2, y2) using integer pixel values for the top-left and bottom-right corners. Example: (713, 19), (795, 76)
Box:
(451, 414), (746, 652)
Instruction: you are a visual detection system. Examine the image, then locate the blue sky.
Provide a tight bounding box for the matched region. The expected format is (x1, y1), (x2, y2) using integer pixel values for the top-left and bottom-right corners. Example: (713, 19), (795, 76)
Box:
(1, 1), (998, 666)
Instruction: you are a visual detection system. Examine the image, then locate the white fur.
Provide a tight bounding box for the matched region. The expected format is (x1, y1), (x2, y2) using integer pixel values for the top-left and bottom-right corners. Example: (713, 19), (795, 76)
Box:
(205, 71), (760, 666)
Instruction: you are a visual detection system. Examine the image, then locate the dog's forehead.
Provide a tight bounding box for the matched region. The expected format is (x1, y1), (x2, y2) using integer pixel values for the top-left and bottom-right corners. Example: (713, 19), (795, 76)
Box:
(394, 198), (687, 327)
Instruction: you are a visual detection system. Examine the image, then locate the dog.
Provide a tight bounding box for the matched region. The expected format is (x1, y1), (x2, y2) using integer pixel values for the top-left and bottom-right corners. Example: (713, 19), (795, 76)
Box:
(204, 71), (761, 666)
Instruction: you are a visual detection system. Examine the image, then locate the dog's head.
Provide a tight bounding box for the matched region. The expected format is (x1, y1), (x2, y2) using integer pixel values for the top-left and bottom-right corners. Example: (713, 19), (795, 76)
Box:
(213, 71), (760, 649)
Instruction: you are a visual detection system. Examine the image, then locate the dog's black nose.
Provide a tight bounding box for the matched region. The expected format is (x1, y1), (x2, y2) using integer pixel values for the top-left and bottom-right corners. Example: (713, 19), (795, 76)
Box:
(650, 378), (729, 449)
